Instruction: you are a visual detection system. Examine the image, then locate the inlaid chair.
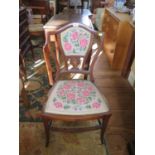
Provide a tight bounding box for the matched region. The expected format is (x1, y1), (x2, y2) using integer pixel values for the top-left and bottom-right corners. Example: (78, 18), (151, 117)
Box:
(26, 0), (52, 44)
(41, 23), (112, 147)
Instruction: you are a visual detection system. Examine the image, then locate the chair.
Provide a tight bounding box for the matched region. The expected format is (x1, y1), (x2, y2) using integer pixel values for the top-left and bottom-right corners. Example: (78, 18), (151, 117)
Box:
(26, 0), (53, 45)
(19, 8), (35, 77)
(41, 23), (112, 147)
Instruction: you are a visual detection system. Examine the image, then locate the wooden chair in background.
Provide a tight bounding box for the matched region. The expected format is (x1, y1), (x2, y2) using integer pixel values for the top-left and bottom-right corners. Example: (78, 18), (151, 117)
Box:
(25, 0), (53, 47)
(41, 23), (112, 147)
(19, 8), (35, 78)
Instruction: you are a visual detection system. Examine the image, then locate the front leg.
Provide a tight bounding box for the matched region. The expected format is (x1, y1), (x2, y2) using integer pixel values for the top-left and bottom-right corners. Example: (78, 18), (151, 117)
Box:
(43, 119), (50, 147)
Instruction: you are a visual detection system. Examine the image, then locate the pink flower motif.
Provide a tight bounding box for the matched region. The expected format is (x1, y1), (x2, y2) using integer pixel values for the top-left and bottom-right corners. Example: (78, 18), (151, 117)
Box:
(58, 89), (65, 96)
(71, 31), (78, 41)
(92, 102), (101, 109)
(87, 86), (94, 92)
(64, 42), (73, 51)
(54, 102), (63, 108)
(80, 38), (88, 48)
(77, 82), (85, 87)
(67, 93), (75, 100)
(63, 84), (70, 90)
(82, 90), (90, 97)
(77, 97), (86, 105)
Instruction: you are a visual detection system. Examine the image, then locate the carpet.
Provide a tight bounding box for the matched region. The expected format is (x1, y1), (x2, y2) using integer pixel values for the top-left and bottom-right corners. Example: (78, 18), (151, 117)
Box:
(20, 122), (108, 155)
(20, 47), (52, 122)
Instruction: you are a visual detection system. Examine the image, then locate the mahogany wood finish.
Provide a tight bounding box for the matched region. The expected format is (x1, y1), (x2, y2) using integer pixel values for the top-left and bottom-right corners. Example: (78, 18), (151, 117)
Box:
(102, 7), (135, 72)
(41, 23), (112, 147)
(24, 0), (53, 41)
(91, 0), (108, 13)
(121, 33), (135, 78)
(22, 0), (52, 18)
(43, 9), (92, 85)
(27, 0), (52, 21)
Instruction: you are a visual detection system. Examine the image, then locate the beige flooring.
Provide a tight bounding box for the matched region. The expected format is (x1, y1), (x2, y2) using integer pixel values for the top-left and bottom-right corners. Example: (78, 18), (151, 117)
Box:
(93, 51), (135, 155)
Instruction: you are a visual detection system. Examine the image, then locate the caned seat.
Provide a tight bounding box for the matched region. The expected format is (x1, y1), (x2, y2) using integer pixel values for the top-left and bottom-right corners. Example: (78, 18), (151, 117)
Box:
(41, 23), (112, 147)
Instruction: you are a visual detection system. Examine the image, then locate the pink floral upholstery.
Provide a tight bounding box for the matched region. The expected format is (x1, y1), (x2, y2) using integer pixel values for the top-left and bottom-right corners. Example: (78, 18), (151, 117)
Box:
(60, 27), (91, 56)
(45, 80), (109, 115)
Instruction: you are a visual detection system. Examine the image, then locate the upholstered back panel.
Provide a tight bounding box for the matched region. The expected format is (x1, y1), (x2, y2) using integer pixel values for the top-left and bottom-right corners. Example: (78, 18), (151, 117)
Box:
(60, 26), (91, 56)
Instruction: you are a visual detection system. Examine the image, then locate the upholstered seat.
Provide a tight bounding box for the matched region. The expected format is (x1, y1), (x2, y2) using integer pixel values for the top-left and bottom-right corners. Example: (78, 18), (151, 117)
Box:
(31, 14), (46, 24)
(32, 14), (46, 19)
(45, 80), (109, 115)
(28, 23), (44, 32)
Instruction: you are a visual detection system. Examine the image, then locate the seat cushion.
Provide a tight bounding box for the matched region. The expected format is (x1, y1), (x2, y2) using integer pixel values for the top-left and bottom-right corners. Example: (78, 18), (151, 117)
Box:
(28, 24), (44, 32)
(44, 80), (109, 115)
(31, 14), (46, 24)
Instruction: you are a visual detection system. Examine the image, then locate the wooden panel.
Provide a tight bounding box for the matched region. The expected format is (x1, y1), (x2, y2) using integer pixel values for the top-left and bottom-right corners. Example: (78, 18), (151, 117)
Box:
(102, 9), (119, 66)
(102, 8), (134, 71)
(113, 22), (134, 69)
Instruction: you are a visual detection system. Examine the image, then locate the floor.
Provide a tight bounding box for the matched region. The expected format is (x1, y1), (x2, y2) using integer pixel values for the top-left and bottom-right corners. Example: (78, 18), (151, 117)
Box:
(93, 51), (135, 155)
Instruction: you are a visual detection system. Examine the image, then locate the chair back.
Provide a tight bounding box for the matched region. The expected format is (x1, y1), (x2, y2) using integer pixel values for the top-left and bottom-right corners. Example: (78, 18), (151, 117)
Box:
(28, 0), (51, 19)
(44, 23), (103, 82)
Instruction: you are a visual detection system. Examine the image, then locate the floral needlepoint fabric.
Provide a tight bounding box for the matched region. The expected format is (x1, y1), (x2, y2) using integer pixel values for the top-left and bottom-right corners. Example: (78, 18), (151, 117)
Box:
(61, 27), (91, 56)
(45, 80), (109, 115)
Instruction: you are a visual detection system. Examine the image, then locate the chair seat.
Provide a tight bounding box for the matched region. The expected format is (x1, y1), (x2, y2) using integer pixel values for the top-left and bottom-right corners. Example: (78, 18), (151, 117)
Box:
(44, 80), (109, 115)
(32, 14), (46, 19)
(28, 24), (44, 32)
(31, 14), (46, 24)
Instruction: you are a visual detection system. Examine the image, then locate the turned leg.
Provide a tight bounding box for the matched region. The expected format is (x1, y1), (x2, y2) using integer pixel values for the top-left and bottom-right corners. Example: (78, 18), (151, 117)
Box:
(43, 119), (51, 147)
(100, 114), (111, 144)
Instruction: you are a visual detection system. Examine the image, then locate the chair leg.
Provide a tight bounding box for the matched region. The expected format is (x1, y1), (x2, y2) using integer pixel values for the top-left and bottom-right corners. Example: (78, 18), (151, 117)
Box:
(43, 119), (51, 147)
(31, 48), (35, 61)
(21, 88), (30, 108)
(100, 114), (111, 144)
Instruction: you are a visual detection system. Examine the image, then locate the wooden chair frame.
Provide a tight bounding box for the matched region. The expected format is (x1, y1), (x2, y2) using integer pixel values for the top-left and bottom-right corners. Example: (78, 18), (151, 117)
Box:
(41, 23), (112, 147)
